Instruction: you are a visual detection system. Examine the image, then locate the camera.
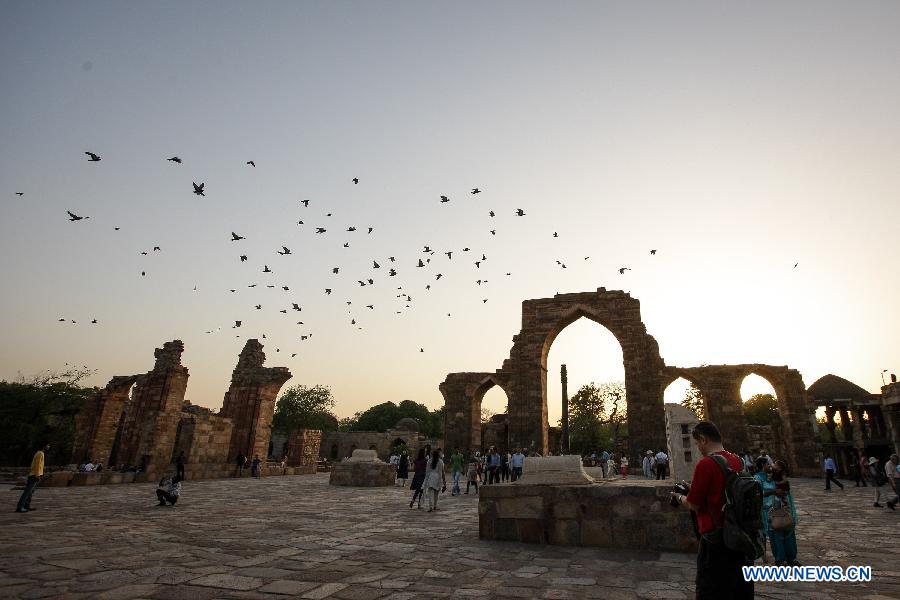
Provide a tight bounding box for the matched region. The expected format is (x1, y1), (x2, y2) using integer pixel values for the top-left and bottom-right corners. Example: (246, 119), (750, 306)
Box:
(670, 481), (690, 507)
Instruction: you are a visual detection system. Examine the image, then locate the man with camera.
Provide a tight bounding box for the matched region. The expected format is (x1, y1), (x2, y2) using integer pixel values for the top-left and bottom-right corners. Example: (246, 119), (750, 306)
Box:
(670, 421), (755, 600)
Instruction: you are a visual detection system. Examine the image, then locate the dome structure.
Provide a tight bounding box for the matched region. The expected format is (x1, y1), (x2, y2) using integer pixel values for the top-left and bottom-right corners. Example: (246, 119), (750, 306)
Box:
(393, 417), (420, 432)
(807, 374), (876, 402)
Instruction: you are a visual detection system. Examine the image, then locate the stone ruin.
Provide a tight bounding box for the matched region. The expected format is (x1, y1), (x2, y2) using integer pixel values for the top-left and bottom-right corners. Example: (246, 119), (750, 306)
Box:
(441, 288), (819, 476)
(328, 448), (396, 486)
(70, 338), (308, 482)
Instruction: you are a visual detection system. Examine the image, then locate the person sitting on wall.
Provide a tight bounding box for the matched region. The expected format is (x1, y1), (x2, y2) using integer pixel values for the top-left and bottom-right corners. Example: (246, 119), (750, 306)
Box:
(156, 475), (182, 506)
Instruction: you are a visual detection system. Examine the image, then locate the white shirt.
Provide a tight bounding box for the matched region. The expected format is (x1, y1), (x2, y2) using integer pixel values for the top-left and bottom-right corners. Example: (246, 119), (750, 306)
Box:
(655, 452), (668, 464)
(389, 455), (400, 466)
(510, 453), (525, 468)
(83, 463), (95, 472)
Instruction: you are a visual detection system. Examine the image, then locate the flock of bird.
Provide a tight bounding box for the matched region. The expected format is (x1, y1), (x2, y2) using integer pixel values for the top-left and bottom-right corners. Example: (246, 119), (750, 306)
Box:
(23, 150), (681, 358)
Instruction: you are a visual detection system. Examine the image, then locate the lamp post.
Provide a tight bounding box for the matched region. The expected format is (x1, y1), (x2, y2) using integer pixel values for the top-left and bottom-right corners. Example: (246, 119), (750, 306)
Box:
(561, 364), (569, 455)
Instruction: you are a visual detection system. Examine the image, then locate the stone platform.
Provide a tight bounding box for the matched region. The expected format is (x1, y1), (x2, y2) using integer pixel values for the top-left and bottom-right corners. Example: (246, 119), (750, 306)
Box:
(479, 480), (697, 552)
(328, 449), (396, 487)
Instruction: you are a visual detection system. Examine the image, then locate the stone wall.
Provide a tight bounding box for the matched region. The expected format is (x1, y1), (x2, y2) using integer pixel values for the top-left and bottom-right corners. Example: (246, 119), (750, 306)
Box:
(112, 341), (189, 472)
(479, 481), (698, 552)
(175, 410), (234, 465)
(286, 429), (323, 474)
(664, 404), (699, 482)
(319, 429), (437, 461)
(71, 375), (136, 465)
(220, 339), (292, 463)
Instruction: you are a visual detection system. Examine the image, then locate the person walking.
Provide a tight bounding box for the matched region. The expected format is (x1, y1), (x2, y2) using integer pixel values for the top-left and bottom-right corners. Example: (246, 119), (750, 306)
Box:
(671, 421), (754, 600)
(823, 454), (843, 491)
(868, 456), (886, 507)
(769, 460), (799, 566)
(16, 442), (49, 513)
(655, 450), (669, 480)
(885, 454), (899, 510)
(642, 451), (653, 479)
(620, 454), (629, 478)
(855, 451), (869, 487)
(754, 458), (776, 563)
(510, 448), (525, 482)
(466, 459), (479, 494)
(488, 448), (501, 485)
(176, 450), (186, 481)
(450, 448), (464, 495)
(251, 454), (262, 479)
(409, 449), (427, 509)
(234, 452), (246, 478)
(423, 450), (446, 512)
(600, 449), (610, 478)
(501, 451), (510, 482)
(397, 450), (410, 487)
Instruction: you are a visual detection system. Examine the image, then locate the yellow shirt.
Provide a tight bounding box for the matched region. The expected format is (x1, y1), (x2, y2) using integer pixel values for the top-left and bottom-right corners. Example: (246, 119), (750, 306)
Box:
(29, 450), (45, 477)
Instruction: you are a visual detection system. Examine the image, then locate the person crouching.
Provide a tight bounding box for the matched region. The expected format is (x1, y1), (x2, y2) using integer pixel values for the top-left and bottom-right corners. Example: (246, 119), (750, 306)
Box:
(156, 475), (182, 506)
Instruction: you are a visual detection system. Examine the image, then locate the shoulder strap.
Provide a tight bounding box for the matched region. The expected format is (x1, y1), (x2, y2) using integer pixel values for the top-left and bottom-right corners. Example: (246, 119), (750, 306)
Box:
(709, 453), (731, 476)
(707, 453), (732, 530)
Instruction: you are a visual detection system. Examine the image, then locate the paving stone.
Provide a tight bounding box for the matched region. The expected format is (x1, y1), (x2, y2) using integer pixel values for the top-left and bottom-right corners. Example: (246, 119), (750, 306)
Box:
(302, 582), (350, 599)
(258, 580), (321, 595)
(190, 573), (266, 590)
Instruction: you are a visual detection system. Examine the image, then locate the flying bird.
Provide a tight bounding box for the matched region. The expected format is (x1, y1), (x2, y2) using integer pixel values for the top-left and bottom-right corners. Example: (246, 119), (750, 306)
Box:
(301, 199), (310, 207)
(255, 304), (262, 310)
(292, 303), (301, 311)
(282, 286), (290, 291)
(373, 261), (380, 268)
(263, 265), (272, 273)
(366, 305), (374, 310)
(277, 246), (291, 255)
(482, 299), (488, 303)
(246, 160), (255, 167)
(15, 192), (24, 196)
(332, 267), (340, 274)
(240, 255), (248, 262)
(490, 230), (496, 235)
(389, 256), (395, 262)
(315, 228), (327, 234)
(167, 156), (182, 163)
(234, 321), (242, 328)
(231, 232), (245, 241)
(91, 319), (97, 324)
(389, 269), (397, 276)
(347, 227), (357, 232)
(489, 210), (494, 217)
(153, 246), (160, 251)
(650, 249), (657, 255)
(367, 227), (374, 234)
(193, 182), (205, 196)
(325, 289), (332, 295)
(440, 195), (450, 203)
(66, 210), (89, 222)
(436, 274), (443, 280)
(516, 209), (525, 216)
(793, 262), (799, 269)
(85, 152), (101, 162)
(475, 261), (481, 269)
(343, 242), (349, 248)
(618, 267), (631, 274)
(352, 177), (359, 184)
(140, 251), (148, 255)
(416, 259), (425, 268)
(471, 188), (481, 194)
(553, 232), (558, 238)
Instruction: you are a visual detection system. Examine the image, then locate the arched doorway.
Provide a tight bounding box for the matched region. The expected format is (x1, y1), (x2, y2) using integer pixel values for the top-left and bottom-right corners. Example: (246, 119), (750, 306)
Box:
(663, 376), (705, 420)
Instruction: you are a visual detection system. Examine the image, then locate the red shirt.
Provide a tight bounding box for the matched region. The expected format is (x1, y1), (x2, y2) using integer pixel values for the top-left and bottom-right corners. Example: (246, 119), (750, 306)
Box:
(685, 450), (744, 534)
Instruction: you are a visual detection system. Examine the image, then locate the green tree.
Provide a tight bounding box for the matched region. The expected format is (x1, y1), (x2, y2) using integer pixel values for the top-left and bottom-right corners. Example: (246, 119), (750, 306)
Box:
(272, 384), (338, 433)
(0, 367), (96, 466)
(743, 393), (779, 427)
(681, 382), (705, 420)
(337, 400), (444, 437)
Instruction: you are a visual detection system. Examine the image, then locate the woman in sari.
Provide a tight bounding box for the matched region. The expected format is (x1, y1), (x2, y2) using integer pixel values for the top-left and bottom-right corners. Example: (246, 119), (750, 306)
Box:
(770, 459), (800, 566)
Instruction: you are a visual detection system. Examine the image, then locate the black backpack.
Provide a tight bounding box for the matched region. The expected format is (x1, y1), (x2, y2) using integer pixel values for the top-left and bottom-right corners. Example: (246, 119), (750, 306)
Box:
(709, 453), (765, 560)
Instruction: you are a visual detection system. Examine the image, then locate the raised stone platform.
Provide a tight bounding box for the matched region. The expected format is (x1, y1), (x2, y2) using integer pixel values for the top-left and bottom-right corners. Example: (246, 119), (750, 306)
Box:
(480, 477), (698, 552)
(329, 449), (396, 486)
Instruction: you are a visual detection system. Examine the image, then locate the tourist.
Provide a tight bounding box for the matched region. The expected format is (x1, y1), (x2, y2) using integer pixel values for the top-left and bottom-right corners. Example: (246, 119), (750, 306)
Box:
(754, 458), (776, 562)
(655, 449), (669, 480)
(234, 452), (246, 478)
(620, 453), (629, 478)
(600, 449), (610, 477)
(608, 452), (618, 479)
(423, 449), (446, 512)
(885, 454), (899, 510)
(83, 461), (95, 472)
(251, 454), (262, 478)
(466, 459), (479, 494)
(510, 448), (525, 482)
(450, 447), (464, 495)
(156, 475), (182, 506)
(94, 462), (103, 472)
(16, 442), (49, 513)
(280, 456), (287, 475)
(176, 450), (186, 480)
(769, 460), (800, 566)
(742, 450), (754, 472)
(642, 450), (653, 479)
(488, 448), (501, 484)
(758, 450), (774, 468)
(397, 450), (409, 487)
(501, 451), (511, 482)
(409, 448), (427, 509)
(671, 421), (754, 599)
(823, 453), (843, 491)
(868, 456), (886, 507)
(856, 451), (869, 487)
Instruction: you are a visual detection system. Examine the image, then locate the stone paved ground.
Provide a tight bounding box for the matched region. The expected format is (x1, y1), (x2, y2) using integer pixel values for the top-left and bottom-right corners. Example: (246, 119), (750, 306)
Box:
(1, 474), (898, 599)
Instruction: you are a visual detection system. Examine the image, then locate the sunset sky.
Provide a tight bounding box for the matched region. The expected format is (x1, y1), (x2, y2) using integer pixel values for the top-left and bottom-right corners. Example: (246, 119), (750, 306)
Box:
(2, 2), (898, 424)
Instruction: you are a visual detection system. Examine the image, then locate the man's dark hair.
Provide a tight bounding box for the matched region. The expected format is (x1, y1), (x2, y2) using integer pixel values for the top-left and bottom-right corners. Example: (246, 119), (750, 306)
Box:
(691, 420), (722, 442)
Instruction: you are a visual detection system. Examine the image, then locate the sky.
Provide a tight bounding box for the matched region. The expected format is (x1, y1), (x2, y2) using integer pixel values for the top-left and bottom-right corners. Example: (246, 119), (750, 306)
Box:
(2, 2), (899, 423)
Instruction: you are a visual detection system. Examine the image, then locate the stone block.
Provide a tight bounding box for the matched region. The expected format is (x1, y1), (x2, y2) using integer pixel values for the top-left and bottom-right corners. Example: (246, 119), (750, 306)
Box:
(496, 496), (543, 519)
(347, 449), (379, 462)
(40, 471), (73, 487)
(328, 461), (395, 486)
(516, 456), (594, 486)
(69, 472), (102, 486)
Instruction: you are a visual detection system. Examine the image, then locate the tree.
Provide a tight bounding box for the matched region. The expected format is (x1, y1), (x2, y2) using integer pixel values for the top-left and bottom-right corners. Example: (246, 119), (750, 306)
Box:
(601, 382), (626, 441)
(272, 384), (338, 434)
(743, 393), (779, 427)
(338, 400), (444, 438)
(681, 382), (705, 420)
(0, 368), (97, 466)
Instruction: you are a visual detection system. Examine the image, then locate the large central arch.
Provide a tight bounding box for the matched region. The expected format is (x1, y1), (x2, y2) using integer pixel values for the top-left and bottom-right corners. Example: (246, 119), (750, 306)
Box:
(442, 288), (668, 462)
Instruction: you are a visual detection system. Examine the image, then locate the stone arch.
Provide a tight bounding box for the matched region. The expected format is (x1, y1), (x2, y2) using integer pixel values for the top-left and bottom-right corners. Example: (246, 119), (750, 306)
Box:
(497, 289), (666, 461)
(440, 372), (512, 454)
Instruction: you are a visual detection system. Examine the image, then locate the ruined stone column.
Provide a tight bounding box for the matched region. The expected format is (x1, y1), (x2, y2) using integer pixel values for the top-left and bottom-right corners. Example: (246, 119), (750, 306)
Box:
(286, 429), (323, 473)
(697, 369), (749, 455)
(71, 375), (137, 466)
(220, 339), (292, 463)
